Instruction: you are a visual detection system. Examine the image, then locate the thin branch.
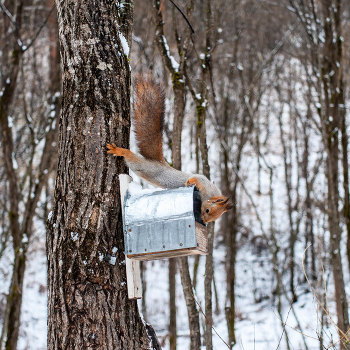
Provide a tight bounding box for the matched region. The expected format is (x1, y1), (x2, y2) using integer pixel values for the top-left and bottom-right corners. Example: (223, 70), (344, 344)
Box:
(168, 0), (194, 33)
(190, 288), (230, 349)
(23, 5), (55, 51)
(0, 2), (17, 27)
(302, 245), (350, 344)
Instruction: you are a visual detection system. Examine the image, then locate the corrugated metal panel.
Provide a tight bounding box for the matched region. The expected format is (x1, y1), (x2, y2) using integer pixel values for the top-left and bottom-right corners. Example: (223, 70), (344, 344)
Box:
(123, 187), (198, 256)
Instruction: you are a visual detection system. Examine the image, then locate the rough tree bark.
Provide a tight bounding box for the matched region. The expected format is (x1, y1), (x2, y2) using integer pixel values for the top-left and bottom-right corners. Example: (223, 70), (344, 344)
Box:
(46, 1), (160, 349)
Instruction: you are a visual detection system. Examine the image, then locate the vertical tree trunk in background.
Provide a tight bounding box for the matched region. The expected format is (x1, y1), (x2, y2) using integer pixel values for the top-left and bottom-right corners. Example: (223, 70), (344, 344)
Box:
(221, 134), (237, 348)
(168, 62), (186, 350)
(46, 1), (160, 349)
(177, 257), (201, 349)
(1, 1), (62, 348)
(301, 114), (316, 280)
(152, 1), (199, 348)
(200, 2), (214, 348)
(168, 258), (177, 350)
(321, 0), (349, 346)
(289, 0), (349, 344)
(0, 2), (24, 349)
(341, 96), (350, 273)
(277, 109), (296, 296)
(197, 100), (213, 350)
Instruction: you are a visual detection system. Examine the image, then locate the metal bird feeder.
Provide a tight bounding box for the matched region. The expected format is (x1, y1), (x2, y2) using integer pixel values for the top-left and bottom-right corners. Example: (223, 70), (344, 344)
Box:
(122, 186), (208, 261)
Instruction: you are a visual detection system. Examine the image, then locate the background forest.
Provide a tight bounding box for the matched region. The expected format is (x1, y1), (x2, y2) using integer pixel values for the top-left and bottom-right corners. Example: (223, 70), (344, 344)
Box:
(1, 0), (350, 349)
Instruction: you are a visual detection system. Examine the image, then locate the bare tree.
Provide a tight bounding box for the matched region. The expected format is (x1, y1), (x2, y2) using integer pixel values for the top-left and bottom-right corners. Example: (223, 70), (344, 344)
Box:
(0, 0), (59, 348)
(152, 1), (200, 349)
(46, 0), (161, 349)
(288, 0), (350, 345)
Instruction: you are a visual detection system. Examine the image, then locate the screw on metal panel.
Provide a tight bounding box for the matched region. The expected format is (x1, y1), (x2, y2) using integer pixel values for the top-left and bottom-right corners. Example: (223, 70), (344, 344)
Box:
(129, 250), (132, 252)
(180, 243), (183, 246)
(189, 225), (191, 227)
(145, 249), (147, 251)
(129, 229), (132, 232)
(163, 245), (165, 248)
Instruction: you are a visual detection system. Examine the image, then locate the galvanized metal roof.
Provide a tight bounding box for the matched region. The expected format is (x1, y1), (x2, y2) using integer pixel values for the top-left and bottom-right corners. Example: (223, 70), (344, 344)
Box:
(123, 187), (199, 257)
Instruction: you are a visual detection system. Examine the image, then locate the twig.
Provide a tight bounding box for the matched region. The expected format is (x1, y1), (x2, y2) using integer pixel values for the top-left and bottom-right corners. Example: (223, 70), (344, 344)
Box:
(23, 5), (55, 52)
(272, 310), (319, 341)
(168, 0), (194, 33)
(0, 3), (54, 52)
(189, 289), (230, 349)
(275, 284), (297, 350)
(0, 2), (17, 27)
(302, 245), (350, 346)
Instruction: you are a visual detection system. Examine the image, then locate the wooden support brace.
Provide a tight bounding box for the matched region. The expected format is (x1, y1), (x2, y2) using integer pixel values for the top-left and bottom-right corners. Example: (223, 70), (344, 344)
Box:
(119, 174), (142, 299)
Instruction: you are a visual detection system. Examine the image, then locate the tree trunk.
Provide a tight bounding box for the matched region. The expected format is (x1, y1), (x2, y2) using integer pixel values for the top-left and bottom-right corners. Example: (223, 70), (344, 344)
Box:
(277, 108), (296, 297)
(169, 62), (187, 350)
(152, 2), (198, 348)
(225, 193), (237, 349)
(301, 118), (316, 280)
(0, 1), (24, 349)
(320, 1), (349, 345)
(46, 1), (160, 349)
(178, 257), (201, 350)
(326, 135), (350, 347)
(169, 258), (177, 350)
(340, 96), (350, 273)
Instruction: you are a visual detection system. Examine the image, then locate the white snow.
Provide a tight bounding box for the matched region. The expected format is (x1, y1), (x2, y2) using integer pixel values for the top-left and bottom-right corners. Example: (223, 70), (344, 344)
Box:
(71, 232), (79, 242)
(127, 181), (163, 197)
(161, 35), (179, 72)
(119, 32), (130, 56)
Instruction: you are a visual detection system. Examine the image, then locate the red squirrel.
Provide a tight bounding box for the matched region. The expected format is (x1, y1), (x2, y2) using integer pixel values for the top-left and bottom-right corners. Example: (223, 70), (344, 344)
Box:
(107, 75), (233, 223)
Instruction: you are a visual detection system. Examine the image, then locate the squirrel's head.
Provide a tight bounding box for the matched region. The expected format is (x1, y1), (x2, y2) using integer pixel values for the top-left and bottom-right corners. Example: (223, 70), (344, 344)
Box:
(201, 196), (234, 223)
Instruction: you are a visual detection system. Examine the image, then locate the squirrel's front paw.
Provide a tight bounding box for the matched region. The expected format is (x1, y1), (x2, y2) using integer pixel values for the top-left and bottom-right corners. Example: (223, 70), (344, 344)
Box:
(185, 177), (201, 189)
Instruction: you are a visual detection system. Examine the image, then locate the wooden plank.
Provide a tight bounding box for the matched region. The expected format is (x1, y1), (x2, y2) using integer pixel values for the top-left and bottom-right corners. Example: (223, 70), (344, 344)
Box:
(128, 248), (206, 261)
(195, 222), (208, 253)
(119, 174), (142, 300)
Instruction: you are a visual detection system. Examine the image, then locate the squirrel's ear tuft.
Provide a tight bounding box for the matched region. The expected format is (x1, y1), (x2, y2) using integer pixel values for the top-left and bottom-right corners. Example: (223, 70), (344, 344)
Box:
(219, 196), (234, 210)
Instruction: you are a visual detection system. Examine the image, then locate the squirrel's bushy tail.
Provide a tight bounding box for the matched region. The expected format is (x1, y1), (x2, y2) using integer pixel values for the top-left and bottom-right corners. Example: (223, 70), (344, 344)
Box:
(134, 75), (165, 163)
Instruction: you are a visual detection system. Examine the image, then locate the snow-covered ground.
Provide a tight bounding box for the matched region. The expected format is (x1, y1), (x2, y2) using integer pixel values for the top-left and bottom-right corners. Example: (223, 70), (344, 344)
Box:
(4, 118), (348, 350)
(9, 223), (347, 350)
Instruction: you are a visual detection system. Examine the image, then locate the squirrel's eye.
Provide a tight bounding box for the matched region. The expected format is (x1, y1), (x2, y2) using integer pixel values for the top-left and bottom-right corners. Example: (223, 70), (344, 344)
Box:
(206, 209), (210, 213)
